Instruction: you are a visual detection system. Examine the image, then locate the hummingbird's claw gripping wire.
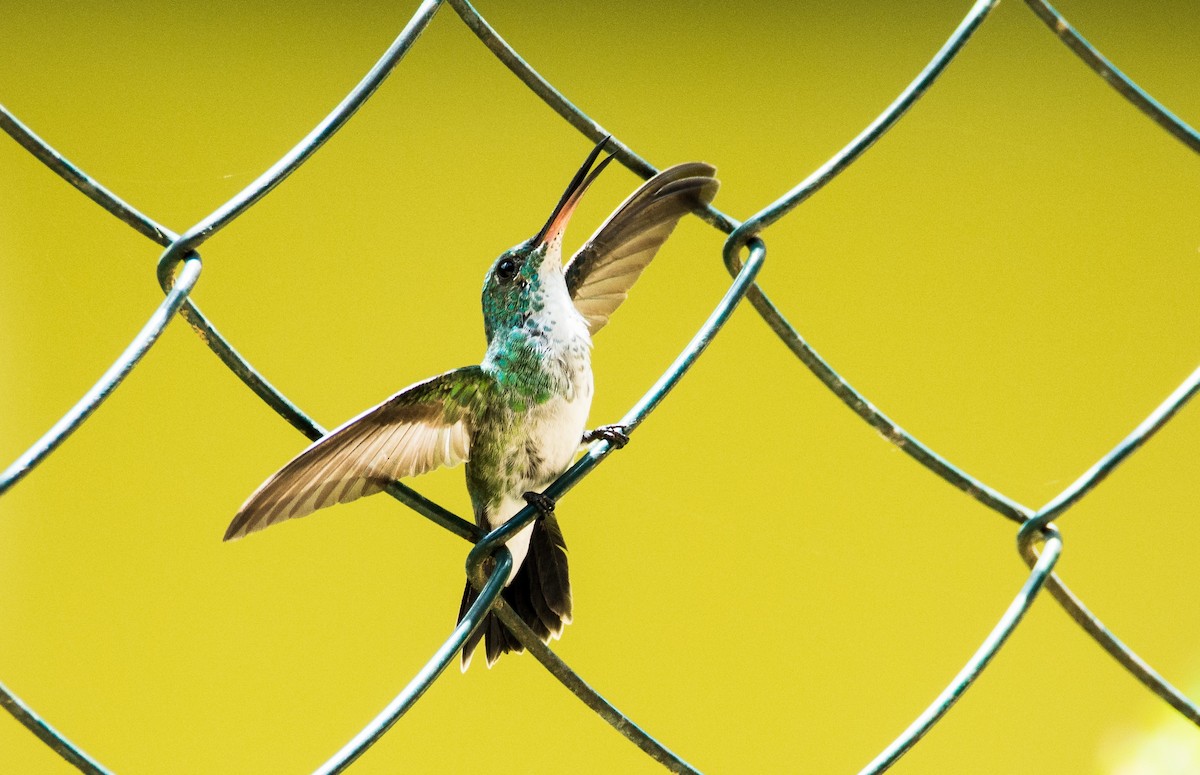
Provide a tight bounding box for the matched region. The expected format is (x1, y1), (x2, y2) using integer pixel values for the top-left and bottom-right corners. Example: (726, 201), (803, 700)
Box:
(522, 491), (557, 517)
(582, 424), (631, 449)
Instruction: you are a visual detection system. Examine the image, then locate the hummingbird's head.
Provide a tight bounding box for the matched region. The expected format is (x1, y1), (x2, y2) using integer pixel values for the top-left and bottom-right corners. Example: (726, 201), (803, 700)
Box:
(482, 138), (614, 344)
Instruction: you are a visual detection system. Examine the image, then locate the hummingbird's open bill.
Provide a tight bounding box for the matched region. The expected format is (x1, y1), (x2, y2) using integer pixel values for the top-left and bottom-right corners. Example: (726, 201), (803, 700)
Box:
(225, 138), (719, 669)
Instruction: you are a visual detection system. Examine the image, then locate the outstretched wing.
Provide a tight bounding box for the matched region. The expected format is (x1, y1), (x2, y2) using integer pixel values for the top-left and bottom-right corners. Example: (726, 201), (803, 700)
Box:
(565, 162), (718, 335)
(225, 366), (493, 540)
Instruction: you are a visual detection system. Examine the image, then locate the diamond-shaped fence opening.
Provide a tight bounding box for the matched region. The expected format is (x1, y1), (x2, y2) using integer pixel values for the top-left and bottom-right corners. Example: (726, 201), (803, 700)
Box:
(2, 1), (1198, 772)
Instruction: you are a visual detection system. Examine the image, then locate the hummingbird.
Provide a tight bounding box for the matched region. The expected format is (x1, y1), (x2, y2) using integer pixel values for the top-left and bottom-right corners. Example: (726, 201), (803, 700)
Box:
(224, 138), (718, 669)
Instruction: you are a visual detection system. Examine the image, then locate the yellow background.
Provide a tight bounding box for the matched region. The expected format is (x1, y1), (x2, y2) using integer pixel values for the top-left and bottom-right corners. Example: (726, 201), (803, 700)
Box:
(2, 1), (1198, 772)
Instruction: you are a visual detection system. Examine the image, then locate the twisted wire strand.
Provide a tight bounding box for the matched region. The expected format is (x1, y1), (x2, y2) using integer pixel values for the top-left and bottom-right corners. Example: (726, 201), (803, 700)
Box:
(0, 2), (460, 769)
(1, 0), (1198, 772)
(715, 1), (1200, 741)
(323, 241), (766, 773)
(0, 2), (467, 536)
(2, 0), (735, 767)
(451, 0), (1200, 762)
(865, 361), (1200, 765)
(446, 4), (1063, 769)
(451, 0), (1024, 522)
(1017, 365), (1200, 725)
(713, 0), (1025, 524)
(0, 104), (321, 441)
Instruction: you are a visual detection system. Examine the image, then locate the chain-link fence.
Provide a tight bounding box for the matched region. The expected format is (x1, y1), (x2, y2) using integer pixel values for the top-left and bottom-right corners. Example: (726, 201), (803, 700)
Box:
(2, 0), (1198, 772)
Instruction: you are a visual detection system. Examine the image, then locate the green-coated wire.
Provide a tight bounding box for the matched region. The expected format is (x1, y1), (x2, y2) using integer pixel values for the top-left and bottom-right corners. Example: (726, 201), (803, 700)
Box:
(495, 601), (701, 775)
(860, 527), (1064, 774)
(311, 551), (512, 775)
(1, 0), (1199, 772)
(1023, 0), (1200, 154)
(1031, 365), (1200, 529)
(454, 0), (1200, 763)
(1015, 366), (1200, 725)
(0, 256), (202, 496)
(319, 238), (765, 773)
(0, 681), (111, 775)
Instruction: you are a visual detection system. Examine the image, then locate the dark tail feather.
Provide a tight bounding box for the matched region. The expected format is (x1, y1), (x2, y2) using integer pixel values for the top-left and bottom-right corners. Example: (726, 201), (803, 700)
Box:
(459, 581), (486, 671)
(458, 513), (573, 671)
(532, 510), (572, 627)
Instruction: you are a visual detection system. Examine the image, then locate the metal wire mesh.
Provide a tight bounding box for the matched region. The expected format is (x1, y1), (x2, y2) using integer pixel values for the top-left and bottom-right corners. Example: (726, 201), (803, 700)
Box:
(2, 0), (1198, 772)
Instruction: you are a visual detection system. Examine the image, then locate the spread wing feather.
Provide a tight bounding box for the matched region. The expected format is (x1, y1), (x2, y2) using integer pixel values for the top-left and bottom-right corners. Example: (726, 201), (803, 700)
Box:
(225, 366), (493, 540)
(565, 162), (718, 335)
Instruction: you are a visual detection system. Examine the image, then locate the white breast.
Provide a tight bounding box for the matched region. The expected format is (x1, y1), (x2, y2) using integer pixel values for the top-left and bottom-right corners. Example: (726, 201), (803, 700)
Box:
(485, 253), (595, 578)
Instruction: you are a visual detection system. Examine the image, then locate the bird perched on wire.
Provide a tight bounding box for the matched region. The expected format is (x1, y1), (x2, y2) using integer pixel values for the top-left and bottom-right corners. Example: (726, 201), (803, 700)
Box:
(224, 138), (718, 669)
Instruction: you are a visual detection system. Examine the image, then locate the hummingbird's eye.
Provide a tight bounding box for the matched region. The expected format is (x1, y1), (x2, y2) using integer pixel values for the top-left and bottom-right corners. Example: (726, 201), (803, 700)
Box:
(495, 258), (519, 283)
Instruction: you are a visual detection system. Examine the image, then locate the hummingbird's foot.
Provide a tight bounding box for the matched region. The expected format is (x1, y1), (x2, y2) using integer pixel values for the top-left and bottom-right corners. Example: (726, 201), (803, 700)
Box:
(523, 491), (556, 518)
(582, 424), (631, 449)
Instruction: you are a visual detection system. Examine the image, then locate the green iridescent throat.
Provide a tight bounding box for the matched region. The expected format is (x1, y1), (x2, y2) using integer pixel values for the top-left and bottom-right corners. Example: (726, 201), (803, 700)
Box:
(481, 241), (557, 411)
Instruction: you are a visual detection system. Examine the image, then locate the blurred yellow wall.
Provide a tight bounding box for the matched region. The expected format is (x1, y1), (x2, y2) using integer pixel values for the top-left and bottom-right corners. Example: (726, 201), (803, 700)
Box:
(2, 1), (1198, 772)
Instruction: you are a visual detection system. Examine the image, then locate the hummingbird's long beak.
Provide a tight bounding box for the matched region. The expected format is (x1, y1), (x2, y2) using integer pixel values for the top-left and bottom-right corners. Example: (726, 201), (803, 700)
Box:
(534, 136), (616, 248)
